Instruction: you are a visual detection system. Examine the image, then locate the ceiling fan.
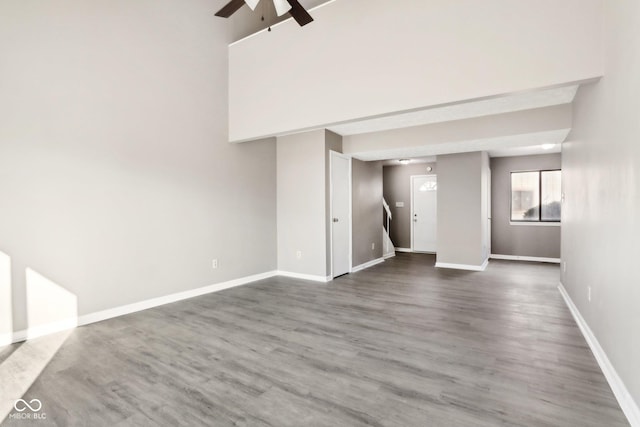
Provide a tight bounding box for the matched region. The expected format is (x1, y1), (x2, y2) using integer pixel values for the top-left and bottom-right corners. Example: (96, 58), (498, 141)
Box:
(215, 0), (314, 27)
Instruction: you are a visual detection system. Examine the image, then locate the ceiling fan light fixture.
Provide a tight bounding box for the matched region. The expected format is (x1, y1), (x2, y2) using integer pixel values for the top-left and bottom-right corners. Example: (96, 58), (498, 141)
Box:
(215, 0), (313, 27)
(273, 0), (292, 16)
(244, 0), (260, 10)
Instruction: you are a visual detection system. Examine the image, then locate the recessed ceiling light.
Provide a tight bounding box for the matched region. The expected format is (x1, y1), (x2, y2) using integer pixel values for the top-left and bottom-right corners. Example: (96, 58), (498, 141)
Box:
(542, 143), (556, 150)
(399, 159), (411, 165)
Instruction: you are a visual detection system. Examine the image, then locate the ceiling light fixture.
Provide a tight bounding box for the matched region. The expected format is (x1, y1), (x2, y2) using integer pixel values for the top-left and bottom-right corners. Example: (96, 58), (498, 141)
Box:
(541, 143), (556, 150)
(399, 159), (411, 165)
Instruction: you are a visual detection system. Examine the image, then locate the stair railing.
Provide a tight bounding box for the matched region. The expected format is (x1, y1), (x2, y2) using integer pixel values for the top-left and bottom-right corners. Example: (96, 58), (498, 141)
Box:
(383, 198), (392, 234)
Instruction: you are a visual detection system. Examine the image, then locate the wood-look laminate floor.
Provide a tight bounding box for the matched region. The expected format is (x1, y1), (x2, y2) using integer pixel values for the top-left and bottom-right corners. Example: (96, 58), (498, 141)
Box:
(0, 254), (629, 426)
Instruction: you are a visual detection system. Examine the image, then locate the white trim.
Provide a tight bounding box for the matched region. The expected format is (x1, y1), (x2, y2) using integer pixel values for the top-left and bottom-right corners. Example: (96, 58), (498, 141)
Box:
(509, 221), (561, 227)
(4, 270), (279, 346)
(558, 283), (640, 427)
(0, 332), (13, 347)
(383, 252), (396, 259)
(329, 150), (353, 279)
(25, 318), (78, 341)
(351, 257), (385, 273)
(395, 247), (413, 253)
(435, 259), (489, 272)
(490, 254), (561, 264)
(277, 271), (331, 283)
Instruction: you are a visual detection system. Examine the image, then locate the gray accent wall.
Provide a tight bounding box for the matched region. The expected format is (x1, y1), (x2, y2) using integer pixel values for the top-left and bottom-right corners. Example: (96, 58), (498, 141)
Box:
(0, 1), (277, 337)
(277, 129), (342, 279)
(277, 130), (328, 277)
(436, 152), (489, 268)
(352, 160), (383, 267)
(490, 154), (561, 258)
(563, 1), (640, 409)
(382, 163), (437, 249)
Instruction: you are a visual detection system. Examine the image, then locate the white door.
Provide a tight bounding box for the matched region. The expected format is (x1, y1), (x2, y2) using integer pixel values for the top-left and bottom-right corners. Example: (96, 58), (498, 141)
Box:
(412, 175), (437, 253)
(331, 152), (351, 277)
(487, 169), (492, 256)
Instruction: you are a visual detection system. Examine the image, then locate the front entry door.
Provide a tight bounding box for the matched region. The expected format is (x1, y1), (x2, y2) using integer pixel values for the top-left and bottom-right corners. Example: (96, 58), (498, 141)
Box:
(412, 175), (437, 253)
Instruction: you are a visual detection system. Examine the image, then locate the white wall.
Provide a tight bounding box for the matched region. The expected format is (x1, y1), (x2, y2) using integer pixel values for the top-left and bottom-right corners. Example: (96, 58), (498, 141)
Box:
(228, 0), (602, 142)
(0, 0), (277, 337)
(562, 0), (640, 418)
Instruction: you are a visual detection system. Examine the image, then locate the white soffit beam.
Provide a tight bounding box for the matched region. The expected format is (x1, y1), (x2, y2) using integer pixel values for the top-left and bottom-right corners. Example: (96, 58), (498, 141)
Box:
(350, 129), (570, 162)
(343, 104), (572, 155)
(489, 144), (562, 158)
(328, 85), (579, 136)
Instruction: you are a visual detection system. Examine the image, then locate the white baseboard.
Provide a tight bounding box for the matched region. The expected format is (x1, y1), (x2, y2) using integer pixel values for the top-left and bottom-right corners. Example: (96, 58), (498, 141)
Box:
(24, 318), (78, 341)
(0, 333), (13, 348)
(80, 270), (279, 327)
(4, 270), (279, 346)
(383, 252), (396, 259)
(395, 247), (412, 253)
(558, 283), (640, 427)
(435, 259), (489, 272)
(276, 271), (331, 283)
(490, 254), (561, 264)
(351, 257), (385, 273)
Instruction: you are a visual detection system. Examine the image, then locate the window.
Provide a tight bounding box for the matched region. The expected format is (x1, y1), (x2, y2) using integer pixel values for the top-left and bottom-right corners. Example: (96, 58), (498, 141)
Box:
(511, 170), (561, 222)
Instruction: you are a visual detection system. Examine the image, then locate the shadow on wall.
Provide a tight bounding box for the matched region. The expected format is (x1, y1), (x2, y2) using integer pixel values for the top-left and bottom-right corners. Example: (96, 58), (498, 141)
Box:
(0, 250), (78, 422)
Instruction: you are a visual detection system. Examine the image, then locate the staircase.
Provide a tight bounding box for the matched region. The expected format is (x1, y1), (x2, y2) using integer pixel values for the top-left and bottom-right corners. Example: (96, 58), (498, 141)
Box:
(383, 198), (396, 259)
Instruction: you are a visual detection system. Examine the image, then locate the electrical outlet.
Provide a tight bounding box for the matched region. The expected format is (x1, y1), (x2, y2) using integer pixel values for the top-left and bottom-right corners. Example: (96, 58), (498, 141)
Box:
(212, 259), (218, 269)
(371, 243), (375, 250)
(588, 286), (591, 302)
(296, 250), (302, 259)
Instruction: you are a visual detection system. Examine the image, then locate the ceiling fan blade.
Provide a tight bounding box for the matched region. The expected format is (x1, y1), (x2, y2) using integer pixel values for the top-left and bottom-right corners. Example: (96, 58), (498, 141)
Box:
(215, 0), (246, 18)
(286, 0), (314, 26)
(245, 0), (260, 10)
(273, 0), (292, 17)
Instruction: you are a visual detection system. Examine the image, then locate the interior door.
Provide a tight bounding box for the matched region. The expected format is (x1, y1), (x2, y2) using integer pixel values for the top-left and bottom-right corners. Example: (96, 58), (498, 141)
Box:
(331, 152), (350, 277)
(412, 175), (437, 253)
(487, 169), (492, 256)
